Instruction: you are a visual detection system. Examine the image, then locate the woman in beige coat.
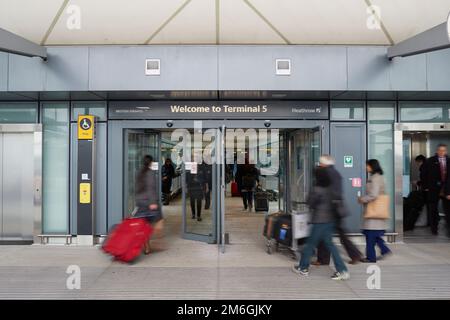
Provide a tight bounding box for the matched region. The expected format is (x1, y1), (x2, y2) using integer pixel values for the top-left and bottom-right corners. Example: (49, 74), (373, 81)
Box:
(358, 159), (392, 263)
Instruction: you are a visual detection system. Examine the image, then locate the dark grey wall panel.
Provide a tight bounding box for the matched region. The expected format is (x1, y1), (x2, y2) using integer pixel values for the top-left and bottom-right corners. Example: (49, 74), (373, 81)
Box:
(45, 47), (89, 91)
(218, 45), (347, 90)
(347, 46), (390, 91)
(389, 54), (427, 91)
(0, 53), (7, 91)
(426, 48), (450, 91)
(71, 122), (107, 235)
(8, 54), (45, 91)
(89, 45), (218, 91)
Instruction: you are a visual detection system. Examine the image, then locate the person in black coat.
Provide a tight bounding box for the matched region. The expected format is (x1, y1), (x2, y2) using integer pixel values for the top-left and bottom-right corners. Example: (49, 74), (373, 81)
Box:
(422, 144), (450, 236)
(315, 155), (363, 265)
(235, 162), (259, 212)
(161, 158), (175, 205)
(186, 163), (206, 221)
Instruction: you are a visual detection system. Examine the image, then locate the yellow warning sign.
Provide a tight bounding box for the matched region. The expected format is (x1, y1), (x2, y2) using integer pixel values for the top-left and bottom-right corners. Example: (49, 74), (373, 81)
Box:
(79, 183), (91, 204)
(77, 115), (94, 140)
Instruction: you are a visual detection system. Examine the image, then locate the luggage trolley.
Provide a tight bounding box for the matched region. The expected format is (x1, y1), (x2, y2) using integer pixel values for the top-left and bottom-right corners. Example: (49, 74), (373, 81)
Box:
(263, 210), (311, 260)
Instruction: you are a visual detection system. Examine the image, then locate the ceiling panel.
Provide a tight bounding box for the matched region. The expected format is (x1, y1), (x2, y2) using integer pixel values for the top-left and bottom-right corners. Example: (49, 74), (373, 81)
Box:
(46, 0), (186, 44)
(220, 0), (286, 44)
(251, 0), (389, 45)
(371, 0), (450, 44)
(150, 0), (215, 44)
(0, 0), (448, 45)
(0, 0), (65, 43)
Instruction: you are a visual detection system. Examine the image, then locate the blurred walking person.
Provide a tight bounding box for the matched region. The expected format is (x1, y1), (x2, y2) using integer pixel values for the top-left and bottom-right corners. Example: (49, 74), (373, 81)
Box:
(292, 166), (350, 280)
(358, 159), (391, 263)
(135, 155), (164, 255)
(313, 155), (362, 265)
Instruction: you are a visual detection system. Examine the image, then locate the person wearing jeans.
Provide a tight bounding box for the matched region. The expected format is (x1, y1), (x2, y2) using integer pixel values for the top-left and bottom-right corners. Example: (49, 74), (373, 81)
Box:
(358, 159), (392, 263)
(292, 166), (349, 280)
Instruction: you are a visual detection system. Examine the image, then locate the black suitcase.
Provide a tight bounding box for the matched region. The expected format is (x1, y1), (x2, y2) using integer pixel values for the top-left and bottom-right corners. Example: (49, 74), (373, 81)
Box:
(263, 212), (283, 238)
(403, 191), (425, 231)
(273, 214), (292, 246)
(254, 189), (269, 212)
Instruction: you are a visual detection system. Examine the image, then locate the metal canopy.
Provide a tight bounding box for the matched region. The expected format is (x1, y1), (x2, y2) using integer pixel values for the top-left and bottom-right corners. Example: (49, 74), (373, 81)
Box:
(0, 28), (47, 59)
(387, 14), (450, 59)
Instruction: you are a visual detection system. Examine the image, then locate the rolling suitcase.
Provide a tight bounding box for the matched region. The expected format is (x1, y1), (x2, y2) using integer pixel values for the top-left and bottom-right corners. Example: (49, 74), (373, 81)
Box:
(273, 214), (292, 247)
(254, 189), (269, 212)
(231, 181), (240, 197)
(102, 217), (153, 263)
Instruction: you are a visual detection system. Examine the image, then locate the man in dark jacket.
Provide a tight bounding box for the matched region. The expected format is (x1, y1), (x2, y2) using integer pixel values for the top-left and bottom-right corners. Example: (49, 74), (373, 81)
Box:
(315, 155), (362, 265)
(235, 162), (259, 212)
(423, 144), (450, 236)
(161, 158), (175, 205)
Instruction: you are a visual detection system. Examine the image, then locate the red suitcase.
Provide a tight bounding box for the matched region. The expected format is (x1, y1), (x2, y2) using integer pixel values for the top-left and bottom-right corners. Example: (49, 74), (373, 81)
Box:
(102, 217), (153, 262)
(231, 181), (240, 197)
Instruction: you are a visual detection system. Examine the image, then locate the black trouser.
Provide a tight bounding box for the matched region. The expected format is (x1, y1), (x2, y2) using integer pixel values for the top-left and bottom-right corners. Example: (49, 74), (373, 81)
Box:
(317, 220), (362, 264)
(242, 190), (253, 209)
(190, 195), (202, 218)
(162, 181), (172, 205)
(426, 195), (450, 234)
(204, 190), (211, 210)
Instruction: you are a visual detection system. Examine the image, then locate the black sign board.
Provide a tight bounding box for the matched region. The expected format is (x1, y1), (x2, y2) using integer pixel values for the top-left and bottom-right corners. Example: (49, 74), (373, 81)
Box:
(108, 100), (328, 120)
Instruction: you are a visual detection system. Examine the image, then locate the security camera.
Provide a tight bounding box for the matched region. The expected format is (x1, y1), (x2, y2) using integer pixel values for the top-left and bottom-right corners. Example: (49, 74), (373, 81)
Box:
(166, 120), (173, 128)
(264, 120), (271, 128)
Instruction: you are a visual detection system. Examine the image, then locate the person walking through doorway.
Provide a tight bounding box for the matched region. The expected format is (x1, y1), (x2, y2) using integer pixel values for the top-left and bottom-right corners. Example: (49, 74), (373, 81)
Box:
(358, 159), (392, 263)
(235, 159), (259, 212)
(161, 158), (175, 205)
(135, 155), (164, 255)
(422, 144), (450, 236)
(292, 166), (350, 280)
(313, 155), (362, 266)
(186, 163), (206, 222)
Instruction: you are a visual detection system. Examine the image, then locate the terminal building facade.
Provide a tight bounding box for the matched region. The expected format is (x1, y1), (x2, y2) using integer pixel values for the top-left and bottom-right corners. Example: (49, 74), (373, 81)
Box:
(1, 1), (450, 247)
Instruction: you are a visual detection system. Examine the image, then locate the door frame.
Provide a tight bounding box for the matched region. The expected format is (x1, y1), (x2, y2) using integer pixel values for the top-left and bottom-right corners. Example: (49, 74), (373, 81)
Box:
(108, 120), (329, 244)
(394, 122), (450, 241)
(0, 124), (42, 243)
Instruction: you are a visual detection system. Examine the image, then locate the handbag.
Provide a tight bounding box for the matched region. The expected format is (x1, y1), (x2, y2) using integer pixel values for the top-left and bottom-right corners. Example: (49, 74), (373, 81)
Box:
(364, 194), (390, 219)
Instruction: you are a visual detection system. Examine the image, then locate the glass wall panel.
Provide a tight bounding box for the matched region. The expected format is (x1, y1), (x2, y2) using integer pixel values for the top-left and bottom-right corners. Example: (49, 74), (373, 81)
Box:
(331, 101), (365, 121)
(399, 102), (450, 122)
(368, 101), (396, 232)
(0, 102), (38, 123)
(42, 102), (70, 233)
(72, 101), (107, 121)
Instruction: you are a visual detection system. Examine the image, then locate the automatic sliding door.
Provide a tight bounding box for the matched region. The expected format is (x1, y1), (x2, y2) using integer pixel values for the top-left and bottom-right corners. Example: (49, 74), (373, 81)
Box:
(124, 130), (160, 217)
(179, 127), (218, 243)
(288, 128), (322, 212)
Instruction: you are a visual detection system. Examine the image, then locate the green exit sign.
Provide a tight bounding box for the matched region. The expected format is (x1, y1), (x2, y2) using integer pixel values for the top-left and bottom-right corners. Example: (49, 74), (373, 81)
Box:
(344, 156), (353, 168)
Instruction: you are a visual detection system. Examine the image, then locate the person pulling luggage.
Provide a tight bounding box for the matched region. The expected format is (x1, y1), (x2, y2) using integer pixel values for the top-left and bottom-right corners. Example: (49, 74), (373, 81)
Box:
(135, 155), (164, 255)
(292, 166), (350, 280)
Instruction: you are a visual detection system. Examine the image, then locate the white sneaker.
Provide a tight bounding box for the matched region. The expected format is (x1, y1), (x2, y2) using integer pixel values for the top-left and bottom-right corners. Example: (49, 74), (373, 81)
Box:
(292, 265), (309, 276)
(331, 271), (350, 280)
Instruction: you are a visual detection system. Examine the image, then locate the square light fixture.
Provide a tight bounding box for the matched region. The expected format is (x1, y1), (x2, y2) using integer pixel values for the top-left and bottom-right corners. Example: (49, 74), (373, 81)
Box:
(275, 59), (291, 75)
(145, 59), (160, 75)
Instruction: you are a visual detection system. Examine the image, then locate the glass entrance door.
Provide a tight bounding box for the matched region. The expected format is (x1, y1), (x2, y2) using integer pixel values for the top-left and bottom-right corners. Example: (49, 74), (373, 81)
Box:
(124, 130), (161, 216)
(173, 127), (219, 243)
(288, 128), (321, 212)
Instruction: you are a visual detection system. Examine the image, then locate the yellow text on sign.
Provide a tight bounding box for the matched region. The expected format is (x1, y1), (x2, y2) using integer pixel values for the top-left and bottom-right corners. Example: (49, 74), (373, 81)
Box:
(79, 183), (91, 204)
(77, 115), (94, 140)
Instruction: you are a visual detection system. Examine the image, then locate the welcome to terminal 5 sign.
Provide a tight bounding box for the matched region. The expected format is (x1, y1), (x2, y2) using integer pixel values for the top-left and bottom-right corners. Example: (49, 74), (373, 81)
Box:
(109, 101), (328, 120)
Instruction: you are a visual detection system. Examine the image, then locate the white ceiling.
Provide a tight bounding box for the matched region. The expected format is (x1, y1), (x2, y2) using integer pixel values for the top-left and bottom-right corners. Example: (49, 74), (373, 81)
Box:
(0, 0), (449, 45)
